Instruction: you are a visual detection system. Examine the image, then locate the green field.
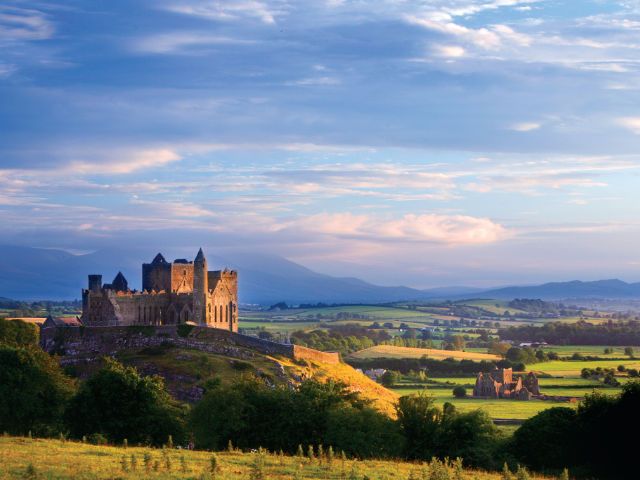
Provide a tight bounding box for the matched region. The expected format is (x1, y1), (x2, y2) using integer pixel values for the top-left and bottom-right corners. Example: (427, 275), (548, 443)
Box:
(390, 386), (576, 419)
(540, 345), (635, 357)
(531, 359), (640, 376)
(0, 436), (537, 480)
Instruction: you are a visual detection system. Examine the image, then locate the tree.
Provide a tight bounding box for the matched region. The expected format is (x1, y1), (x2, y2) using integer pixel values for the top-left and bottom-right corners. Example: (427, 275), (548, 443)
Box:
(624, 347), (634, 357)
(510, 407), (577, 471)
(395, 393), (441, 460)
(438, 409), (501, 469)
(380, 370), (401, 387)
(0, 318), (38, 347)
(0, 344), (75, 436)
(65, 358), (186, 445)
(451, 335), (466, 351)
(452, 386), (466, 398)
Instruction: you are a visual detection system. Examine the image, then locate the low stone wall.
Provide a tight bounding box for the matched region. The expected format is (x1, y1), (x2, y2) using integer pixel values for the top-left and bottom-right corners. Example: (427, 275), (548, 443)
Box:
(40, 325), (340, 365)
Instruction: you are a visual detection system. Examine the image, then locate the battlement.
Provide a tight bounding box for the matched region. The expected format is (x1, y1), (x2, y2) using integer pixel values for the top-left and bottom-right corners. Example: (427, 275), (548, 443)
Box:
(210, 269), (237, 279)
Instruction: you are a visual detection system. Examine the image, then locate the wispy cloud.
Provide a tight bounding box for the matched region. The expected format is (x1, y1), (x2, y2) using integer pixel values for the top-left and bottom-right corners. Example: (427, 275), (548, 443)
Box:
(132, 32), (254, 54)
(617, 117), (640, 135)
(509, 122), (541, 132)
(163, 1), (283, 25)
(0, 6), (54, 42)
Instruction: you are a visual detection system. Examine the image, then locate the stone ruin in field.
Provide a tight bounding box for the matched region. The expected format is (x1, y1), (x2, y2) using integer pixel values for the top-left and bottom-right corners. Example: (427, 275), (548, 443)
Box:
(473, 367), (541, 400)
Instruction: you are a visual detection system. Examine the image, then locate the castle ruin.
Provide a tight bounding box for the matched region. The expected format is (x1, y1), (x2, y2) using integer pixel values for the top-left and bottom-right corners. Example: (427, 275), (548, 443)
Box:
(472, 368), (541, 400)
(81, 249), (238, 331)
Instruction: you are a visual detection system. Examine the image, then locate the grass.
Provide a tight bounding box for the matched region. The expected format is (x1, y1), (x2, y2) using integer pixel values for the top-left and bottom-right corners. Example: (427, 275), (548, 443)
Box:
(348, 345), (501, 361)
(0, 436), (553, 480)
(531, 359), (640, 376)
(540, 345), (635, 357)
(390, 386), (578, 420)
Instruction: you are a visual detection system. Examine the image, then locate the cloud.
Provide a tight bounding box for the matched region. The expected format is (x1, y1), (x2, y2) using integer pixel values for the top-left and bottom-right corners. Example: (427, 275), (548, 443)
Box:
(433, 44), (465, 58)
(132, 32), (254, 54)
(0, 6), (54, 42)
(405, 15), (501, 50)
(276, 212), (508, 245)
(509, 122), (541, 132)
(163, 1), (282, 24)
(617, 117), (640, 135)
(68, 148), (182, 175)
(285, 76), (341, 86)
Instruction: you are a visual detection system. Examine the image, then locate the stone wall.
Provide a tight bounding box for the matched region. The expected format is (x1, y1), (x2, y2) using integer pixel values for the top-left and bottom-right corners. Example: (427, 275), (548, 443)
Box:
(40, 325), (340, 365)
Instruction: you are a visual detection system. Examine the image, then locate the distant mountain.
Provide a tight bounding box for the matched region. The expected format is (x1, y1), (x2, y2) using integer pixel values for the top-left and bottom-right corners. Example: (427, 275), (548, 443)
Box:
(480, 279), (640, 300)
(0, 245), (440, 304)
(3, 245), (639, 304)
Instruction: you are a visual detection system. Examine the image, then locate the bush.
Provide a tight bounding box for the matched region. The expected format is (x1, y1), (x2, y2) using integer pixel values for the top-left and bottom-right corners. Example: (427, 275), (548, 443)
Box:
(380, 370), (401, 387)
(510, 407), (577, 470)
(0, 344), (75, 436)
(0, 318), (38, 346)
(190, 377), (400, 458)
(65, 358), (186, 445)
(176, 324), (195, 337)
(452, 386), (466, 398)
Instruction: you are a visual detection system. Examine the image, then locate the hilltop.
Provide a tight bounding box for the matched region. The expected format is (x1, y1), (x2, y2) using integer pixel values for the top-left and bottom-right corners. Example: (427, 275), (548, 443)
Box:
(50, 325), (399, 416)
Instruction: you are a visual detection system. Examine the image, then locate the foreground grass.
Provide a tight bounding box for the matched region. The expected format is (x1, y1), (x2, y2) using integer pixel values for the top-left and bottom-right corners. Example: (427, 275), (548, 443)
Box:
(0, 436), (552, 480)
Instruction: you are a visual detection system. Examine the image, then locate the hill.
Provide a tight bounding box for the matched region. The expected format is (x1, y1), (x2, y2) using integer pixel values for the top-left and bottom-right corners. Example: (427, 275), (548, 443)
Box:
(59, 330), (399, 417)
(347, 345), (501, 361)
(481, 279), (640, 300)
(0, 436), (530, 480)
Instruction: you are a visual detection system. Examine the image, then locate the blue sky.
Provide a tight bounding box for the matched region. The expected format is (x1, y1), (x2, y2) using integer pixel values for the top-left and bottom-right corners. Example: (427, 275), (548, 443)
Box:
(1, 0), (640, 288)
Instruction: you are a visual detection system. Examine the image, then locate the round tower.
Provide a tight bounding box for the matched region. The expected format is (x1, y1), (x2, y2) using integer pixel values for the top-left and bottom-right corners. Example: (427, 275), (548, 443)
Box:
(192, 248), (208, 325)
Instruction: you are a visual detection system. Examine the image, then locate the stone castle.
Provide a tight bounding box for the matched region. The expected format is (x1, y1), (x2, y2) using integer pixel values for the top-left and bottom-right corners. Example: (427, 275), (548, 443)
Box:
(81, 249), (238, 331)
(473, 367), (540, 400)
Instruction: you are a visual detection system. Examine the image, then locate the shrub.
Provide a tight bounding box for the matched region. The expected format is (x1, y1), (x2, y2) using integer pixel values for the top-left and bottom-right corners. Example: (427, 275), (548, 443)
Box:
(452, 386), (466, 398)
(177, 324), (195, 337)
(511, 407), (577, 470)
(65, 358), (186, 445)
(0, 344), (75, 436)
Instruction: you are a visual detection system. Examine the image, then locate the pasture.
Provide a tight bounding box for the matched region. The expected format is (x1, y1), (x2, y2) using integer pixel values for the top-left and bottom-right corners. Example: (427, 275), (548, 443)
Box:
(347, 345), (501, 361)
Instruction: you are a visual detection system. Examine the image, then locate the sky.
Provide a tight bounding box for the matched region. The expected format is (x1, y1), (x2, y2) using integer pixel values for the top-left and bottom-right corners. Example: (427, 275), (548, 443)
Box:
(1, 0), (640, 289)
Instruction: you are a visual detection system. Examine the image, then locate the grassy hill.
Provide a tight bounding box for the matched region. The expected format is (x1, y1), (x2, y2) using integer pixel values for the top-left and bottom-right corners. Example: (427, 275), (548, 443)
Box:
(86, 343), (399, 417)
(0, 436), (550, 480)
(347, 345), (501, 361)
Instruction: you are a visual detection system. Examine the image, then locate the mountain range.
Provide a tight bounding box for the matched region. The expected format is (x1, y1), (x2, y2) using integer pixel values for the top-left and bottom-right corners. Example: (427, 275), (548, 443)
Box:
(1, 245), (640, 304)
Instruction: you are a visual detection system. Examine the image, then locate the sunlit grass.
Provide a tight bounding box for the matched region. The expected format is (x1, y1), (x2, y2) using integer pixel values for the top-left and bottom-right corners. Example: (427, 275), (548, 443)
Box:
(0, 436), (550, 480)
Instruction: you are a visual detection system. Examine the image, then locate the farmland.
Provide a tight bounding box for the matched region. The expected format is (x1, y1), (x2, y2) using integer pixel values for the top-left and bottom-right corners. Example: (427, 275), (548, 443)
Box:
(347, 345), (501, 361)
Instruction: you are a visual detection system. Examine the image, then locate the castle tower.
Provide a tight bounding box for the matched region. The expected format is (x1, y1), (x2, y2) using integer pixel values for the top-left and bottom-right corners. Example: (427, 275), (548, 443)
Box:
(88, 275), (102, 292)
(192, 248), (208, 325)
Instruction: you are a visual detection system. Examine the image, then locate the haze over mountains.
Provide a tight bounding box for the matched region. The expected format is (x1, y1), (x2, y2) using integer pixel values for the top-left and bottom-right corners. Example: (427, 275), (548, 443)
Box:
(2, 246), (640, 304)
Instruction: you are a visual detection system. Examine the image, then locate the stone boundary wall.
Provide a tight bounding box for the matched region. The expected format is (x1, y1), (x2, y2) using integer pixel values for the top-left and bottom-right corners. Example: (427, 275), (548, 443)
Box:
(39, 325), (340, 365)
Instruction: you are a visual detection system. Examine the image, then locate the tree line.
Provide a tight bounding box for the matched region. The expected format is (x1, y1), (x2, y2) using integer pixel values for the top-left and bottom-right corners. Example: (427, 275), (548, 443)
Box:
(499, 320), (640, 345)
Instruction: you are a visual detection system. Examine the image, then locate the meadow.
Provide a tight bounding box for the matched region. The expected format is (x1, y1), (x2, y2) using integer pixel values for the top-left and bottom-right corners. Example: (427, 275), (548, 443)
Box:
(390, 386), (577, 420)
(0, 436), (554, 480)
(348, 345), (501, 361)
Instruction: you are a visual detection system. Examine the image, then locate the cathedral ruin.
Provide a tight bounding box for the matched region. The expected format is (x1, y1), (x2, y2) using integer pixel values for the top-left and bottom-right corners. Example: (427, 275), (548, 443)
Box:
(472, 367), (540, 400)
(81, 249), (238, 331)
